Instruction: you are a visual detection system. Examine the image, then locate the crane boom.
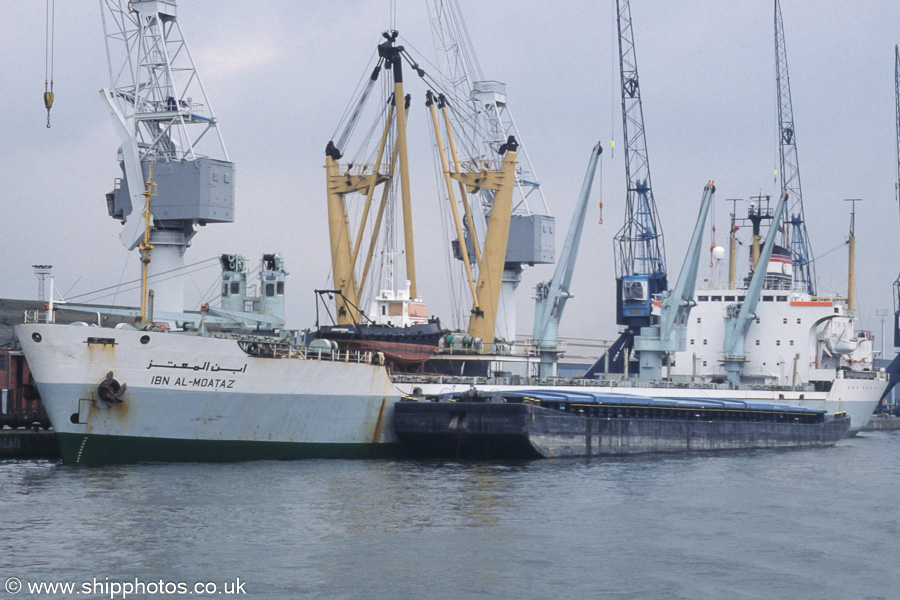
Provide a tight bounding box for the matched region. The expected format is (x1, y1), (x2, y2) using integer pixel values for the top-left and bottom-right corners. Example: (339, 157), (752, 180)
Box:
(723, 192), (789, 384)
(774, 0), (815, 295)
(533, 143), (602, 377)
(427, 0), (554, 343)
(634, 183), (715, 380)
(614, 0), (667, 328)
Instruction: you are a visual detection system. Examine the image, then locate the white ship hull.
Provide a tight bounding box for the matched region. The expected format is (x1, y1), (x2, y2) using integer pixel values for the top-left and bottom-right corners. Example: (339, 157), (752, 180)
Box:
(15, 323), (401, 464)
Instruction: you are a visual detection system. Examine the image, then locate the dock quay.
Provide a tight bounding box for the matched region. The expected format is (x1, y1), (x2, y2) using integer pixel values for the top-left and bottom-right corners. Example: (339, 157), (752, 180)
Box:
(0, 429), (60, 460)
(862, 415), (900, 431)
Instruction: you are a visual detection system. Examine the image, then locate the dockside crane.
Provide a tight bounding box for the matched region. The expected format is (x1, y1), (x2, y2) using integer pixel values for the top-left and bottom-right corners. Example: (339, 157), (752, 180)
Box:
(613, 0), (667, 329)
(585, 0), (667, 378)
(533, 143), (603, 378)
(634, 183), (716, 380)
(100, 0), (234, 318)
(774, 0), (815, 295)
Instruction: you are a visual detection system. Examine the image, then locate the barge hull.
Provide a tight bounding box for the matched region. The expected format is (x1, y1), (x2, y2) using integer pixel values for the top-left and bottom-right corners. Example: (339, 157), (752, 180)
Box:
(394, 402), (850, 459)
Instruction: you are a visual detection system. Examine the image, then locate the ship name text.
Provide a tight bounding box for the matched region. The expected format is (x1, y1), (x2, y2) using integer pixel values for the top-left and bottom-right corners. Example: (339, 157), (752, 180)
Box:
(150, 375), (236, 389)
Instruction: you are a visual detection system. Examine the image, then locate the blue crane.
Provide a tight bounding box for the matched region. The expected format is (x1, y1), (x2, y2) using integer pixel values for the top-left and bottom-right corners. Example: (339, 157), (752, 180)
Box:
(584, 0), (666, 378)
(775, 0), (815, 295)
(613, 0), (667, 329)
(723, 192), (788, 385)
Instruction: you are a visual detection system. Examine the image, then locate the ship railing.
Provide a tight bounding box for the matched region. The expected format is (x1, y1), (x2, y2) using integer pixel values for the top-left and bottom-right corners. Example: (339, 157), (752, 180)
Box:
(337, 162), (384, 178)
(521, 340), (568, 356)
(23, 305), (56, 325)
(306, 348), (384, 366)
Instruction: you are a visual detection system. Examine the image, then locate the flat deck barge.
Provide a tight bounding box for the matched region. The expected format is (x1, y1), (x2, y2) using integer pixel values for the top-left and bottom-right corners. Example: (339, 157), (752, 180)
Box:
(394, 389), (850, 459)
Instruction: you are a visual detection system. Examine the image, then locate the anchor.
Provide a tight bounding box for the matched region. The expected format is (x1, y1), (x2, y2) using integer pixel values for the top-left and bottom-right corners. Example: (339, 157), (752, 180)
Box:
(97, 371), (126, 404)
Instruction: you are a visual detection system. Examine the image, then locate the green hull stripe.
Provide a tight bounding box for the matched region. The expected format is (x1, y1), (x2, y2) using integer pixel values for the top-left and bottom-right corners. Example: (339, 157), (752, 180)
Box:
(56, 433), (401, 465)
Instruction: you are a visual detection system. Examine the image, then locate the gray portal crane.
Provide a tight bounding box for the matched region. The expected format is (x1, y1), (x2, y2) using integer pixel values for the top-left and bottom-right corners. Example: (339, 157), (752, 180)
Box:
(634, 183), (716, 380)
(533, 143), (602, 378)
(100, 0), (234, 317)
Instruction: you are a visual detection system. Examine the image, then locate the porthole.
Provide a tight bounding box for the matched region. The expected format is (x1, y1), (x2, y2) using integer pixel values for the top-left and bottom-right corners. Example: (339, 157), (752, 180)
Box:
(32, 332), (42, 343)
(140, 335), (150, 345)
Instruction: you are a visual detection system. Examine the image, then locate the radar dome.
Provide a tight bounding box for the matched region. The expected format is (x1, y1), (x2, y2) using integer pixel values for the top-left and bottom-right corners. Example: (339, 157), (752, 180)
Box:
(712, 246), (726, 260)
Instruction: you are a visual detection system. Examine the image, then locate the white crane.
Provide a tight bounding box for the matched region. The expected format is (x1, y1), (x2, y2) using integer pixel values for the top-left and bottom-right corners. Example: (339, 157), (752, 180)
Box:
(100, 0), (234, 317)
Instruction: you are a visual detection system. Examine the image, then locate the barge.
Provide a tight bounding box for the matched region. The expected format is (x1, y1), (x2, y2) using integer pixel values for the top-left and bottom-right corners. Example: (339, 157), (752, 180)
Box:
(394, 389), (851, 459)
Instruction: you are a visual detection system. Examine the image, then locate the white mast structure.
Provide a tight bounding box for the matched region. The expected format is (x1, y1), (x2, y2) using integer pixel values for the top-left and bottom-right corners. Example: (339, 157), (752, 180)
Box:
(100, 0), (234, 317)
(427, 0), (554, 343)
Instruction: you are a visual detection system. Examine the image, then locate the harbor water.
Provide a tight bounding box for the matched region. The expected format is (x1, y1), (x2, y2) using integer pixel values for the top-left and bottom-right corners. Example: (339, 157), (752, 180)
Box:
(2, 432), (899, 599)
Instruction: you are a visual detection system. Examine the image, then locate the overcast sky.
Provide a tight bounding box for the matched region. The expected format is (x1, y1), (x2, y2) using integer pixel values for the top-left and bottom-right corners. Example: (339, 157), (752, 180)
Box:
(2, 1), (898, 350)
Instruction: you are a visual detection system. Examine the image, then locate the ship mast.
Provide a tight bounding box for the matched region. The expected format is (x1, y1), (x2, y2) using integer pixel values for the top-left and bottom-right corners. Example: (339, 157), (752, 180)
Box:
(325, 32), (421, 325)
(427, 0), (553, 341)
(380, 32), (418, 300)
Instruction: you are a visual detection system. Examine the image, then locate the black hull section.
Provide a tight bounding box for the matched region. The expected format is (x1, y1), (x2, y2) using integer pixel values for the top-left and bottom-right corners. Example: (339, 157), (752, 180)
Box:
(394, 402), (851, 460)
(316, 320), (445, 345)
(316, 320), (446, 370)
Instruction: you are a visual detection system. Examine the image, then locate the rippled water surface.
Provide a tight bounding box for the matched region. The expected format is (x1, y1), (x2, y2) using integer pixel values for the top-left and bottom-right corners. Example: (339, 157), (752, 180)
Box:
(2, 431), (899, 599)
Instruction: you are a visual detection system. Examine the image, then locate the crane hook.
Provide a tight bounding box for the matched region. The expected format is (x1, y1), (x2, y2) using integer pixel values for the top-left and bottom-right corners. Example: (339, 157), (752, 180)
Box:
(44, 0), (55, 128)
(44, 88), (54, 128)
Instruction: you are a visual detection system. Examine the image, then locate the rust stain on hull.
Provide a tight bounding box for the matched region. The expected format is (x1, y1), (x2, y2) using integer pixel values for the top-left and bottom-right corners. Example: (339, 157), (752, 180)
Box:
(371, 398), (388, 444)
